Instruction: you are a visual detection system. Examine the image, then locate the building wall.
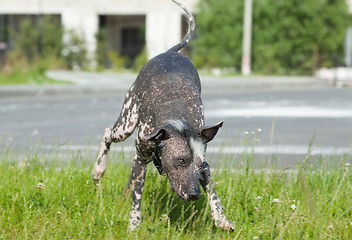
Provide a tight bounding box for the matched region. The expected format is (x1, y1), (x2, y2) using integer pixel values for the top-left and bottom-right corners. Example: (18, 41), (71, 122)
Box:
(0, 0), (198, 64)
(348, 0), (352, 13)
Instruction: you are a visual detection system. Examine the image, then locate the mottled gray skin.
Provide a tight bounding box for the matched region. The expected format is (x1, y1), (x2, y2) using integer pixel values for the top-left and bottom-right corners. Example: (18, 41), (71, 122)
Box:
(91, 0), (234, 232)
(91, 51), (234, 231)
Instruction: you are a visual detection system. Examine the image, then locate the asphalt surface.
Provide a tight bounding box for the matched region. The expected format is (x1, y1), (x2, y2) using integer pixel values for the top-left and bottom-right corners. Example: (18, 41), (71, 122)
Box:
(0, 71), (351, 168)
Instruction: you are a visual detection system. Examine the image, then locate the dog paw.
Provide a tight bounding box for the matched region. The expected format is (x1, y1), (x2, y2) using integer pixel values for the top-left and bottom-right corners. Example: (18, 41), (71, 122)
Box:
(91, 163), (106, 182)
(128, 210), (142, 231)
(215, 218), (235, 232)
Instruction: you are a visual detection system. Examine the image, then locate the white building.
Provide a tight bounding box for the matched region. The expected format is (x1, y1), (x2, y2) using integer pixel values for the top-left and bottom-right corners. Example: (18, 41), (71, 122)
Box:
(0, 0), (198, 63)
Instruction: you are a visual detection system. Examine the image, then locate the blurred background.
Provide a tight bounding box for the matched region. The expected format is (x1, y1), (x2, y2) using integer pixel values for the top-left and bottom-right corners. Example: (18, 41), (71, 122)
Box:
(0, 0), (351, 167)
(0, 0), (351, 82)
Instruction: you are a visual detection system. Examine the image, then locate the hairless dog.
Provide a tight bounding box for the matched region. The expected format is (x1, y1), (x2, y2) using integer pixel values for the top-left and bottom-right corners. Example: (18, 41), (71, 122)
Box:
(92, 0), (234, 232)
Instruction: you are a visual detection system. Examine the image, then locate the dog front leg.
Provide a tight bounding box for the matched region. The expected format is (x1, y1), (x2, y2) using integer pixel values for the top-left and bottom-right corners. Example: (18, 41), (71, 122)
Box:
(92, 83), (139, 182)
(92, 128), (112, 182)
(200, 161), (235, 231)
(128, 153), (147, 231)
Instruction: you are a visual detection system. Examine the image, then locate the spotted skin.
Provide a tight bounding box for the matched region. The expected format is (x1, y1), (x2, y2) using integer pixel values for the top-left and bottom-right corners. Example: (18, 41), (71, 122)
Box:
(91, 52), (234, 231)
(91, 83), (139, 182)
(91, 0), (234, 232)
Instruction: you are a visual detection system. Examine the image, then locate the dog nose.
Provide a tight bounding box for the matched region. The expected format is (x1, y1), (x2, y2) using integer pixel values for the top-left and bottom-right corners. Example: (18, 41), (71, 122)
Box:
(188, 187), (201, 201)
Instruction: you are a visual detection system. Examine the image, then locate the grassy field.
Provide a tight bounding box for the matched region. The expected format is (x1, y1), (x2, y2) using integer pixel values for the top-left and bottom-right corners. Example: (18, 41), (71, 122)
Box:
(0, 60), (64, 85)
(0, 145), (351, 239)
(0, 70), (63, 85)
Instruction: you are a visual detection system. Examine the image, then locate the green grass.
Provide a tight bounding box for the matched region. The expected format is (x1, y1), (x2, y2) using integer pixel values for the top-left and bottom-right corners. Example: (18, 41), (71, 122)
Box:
(0, 145), (351, 239)
(0, 60), (64, 85)
(0, 69), (64, 85)
(0, 70), (59, 85)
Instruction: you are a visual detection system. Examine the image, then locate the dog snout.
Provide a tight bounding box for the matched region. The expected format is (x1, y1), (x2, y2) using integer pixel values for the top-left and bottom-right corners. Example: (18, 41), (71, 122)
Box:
(188, 187), (201, 201)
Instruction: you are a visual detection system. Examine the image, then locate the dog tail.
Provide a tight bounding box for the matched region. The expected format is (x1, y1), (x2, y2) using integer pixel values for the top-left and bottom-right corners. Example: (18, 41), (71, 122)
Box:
(167, 0), (195, 52)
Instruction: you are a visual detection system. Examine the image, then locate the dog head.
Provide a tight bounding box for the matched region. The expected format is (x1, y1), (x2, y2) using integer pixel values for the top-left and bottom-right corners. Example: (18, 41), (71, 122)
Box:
(145, 120), (223, 201)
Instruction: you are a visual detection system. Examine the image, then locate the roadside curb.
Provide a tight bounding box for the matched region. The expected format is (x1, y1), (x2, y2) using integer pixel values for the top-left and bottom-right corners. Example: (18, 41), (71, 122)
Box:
(0, 71), (331, 99)
(201, 75), (329, 92)
(0, 84), (131, 99)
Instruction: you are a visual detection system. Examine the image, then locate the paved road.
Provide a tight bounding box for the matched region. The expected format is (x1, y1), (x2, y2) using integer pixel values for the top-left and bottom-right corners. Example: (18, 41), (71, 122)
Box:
(0, 74), (351, 168)
(204, 89), (352, 165)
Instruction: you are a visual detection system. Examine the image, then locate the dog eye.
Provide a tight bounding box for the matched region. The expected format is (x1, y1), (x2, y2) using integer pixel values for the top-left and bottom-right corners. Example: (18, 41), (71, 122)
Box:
(178, 159), (186, 165)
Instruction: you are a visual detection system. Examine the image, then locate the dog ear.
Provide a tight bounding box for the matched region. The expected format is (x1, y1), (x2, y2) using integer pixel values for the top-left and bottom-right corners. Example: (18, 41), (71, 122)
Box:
(200, 121), (223, 143)
(144, 128), (167, 142)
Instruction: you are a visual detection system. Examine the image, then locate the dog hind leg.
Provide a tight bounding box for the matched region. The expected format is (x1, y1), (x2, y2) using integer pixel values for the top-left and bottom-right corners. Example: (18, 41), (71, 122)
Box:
(200, 162), (235, 231)
(92, 84), (139, 181)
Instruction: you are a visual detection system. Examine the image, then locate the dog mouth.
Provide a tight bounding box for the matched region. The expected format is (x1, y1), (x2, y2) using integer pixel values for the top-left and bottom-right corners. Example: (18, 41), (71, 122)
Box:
(178, 187), (200, 201)
(179, 192), (200, 201)
(168, 176), (201, 201)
